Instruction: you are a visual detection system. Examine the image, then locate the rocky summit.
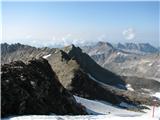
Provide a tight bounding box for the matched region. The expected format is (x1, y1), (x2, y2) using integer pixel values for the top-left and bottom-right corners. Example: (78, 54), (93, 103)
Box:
(1, 58), (87, 118)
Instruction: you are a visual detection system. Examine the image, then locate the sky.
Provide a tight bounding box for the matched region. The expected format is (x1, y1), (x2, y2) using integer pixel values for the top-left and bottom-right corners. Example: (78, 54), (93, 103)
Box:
(1, 1), (160, 47)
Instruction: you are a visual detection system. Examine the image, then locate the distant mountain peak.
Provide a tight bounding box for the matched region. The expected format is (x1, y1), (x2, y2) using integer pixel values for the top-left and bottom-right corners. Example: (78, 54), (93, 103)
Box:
(117, 43), (126, 49)
(116, 42), (159, 53)
(63, 44), (82, 54)
(1, 42), (36, 55)
(97, 41), (113, 48)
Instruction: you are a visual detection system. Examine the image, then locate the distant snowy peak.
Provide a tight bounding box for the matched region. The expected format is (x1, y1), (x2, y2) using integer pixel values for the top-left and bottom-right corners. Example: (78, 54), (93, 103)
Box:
(96, 41), (114, 48)
(84, 41), (158, 56)
(85, 41), (115, 56)
(139, 43), (159, 53)
(116, 42), (158, 53)
(1, 43), (35, 55)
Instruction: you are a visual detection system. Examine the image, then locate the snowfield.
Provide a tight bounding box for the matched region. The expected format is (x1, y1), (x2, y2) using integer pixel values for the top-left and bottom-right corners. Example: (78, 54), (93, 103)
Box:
(74, 96), (141, 116)
(3, 95), (160, 120)
(4, 114), (160, 120)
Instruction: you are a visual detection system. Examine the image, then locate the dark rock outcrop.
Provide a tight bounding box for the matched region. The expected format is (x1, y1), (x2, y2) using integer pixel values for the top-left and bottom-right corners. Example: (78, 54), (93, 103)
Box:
(1, 58), (87, 118)
(63, 45), (126, 88)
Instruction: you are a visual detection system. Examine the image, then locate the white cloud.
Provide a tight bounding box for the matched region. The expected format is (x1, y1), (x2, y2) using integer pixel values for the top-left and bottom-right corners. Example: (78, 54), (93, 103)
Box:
(122, 28), (135, 40)
(25, 35), (32, 39)
(52, 36), (56, 41)
(98, 34), (108, 41)
(62, 34), (72, 46)
(61, 34), (84, 47)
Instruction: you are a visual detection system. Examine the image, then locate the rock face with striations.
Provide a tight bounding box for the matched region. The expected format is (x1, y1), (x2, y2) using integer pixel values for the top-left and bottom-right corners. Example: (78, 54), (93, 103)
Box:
(1, 58), (87, 118)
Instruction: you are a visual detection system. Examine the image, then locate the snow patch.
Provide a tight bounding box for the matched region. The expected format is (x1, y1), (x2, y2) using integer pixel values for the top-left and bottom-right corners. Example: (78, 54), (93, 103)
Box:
(117, 52), (127, 56)
(74, 96), (141, 116)
(148, 63), (153, 66)
(153, 92), (160, 99)
(141, 88), (151, 92)
(55, 50), (58, 54)
(43, 54), (51, 59)
(117, 52), (121, 55)
(126, 84), (134, 91)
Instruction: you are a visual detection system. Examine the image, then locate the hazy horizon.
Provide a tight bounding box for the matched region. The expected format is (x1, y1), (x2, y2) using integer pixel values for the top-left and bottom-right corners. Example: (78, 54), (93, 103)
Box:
(1, 1), (159, 47)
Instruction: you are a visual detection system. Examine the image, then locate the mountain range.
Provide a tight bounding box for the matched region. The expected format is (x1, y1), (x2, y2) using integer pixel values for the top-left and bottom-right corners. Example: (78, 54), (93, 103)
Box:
(82, 41), (160, 80)
(1, 42), (160, 118)
(116, 42), (159, 53)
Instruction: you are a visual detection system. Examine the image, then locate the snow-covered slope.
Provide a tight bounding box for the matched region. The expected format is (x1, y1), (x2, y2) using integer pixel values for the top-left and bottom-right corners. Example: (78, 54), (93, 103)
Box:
(3, 114), (159, 120)
(3, 96), (160, 120)
(74, 96), (160, 119)
(74, 96), (141, 116)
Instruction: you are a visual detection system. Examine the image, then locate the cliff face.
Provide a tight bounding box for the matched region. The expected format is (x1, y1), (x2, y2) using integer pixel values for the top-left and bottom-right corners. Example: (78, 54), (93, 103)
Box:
(1, 58), (87, 118)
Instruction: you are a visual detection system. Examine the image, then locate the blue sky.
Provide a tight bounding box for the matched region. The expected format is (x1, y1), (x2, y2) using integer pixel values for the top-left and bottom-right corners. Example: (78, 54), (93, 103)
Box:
(2, 1), (159, 47)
